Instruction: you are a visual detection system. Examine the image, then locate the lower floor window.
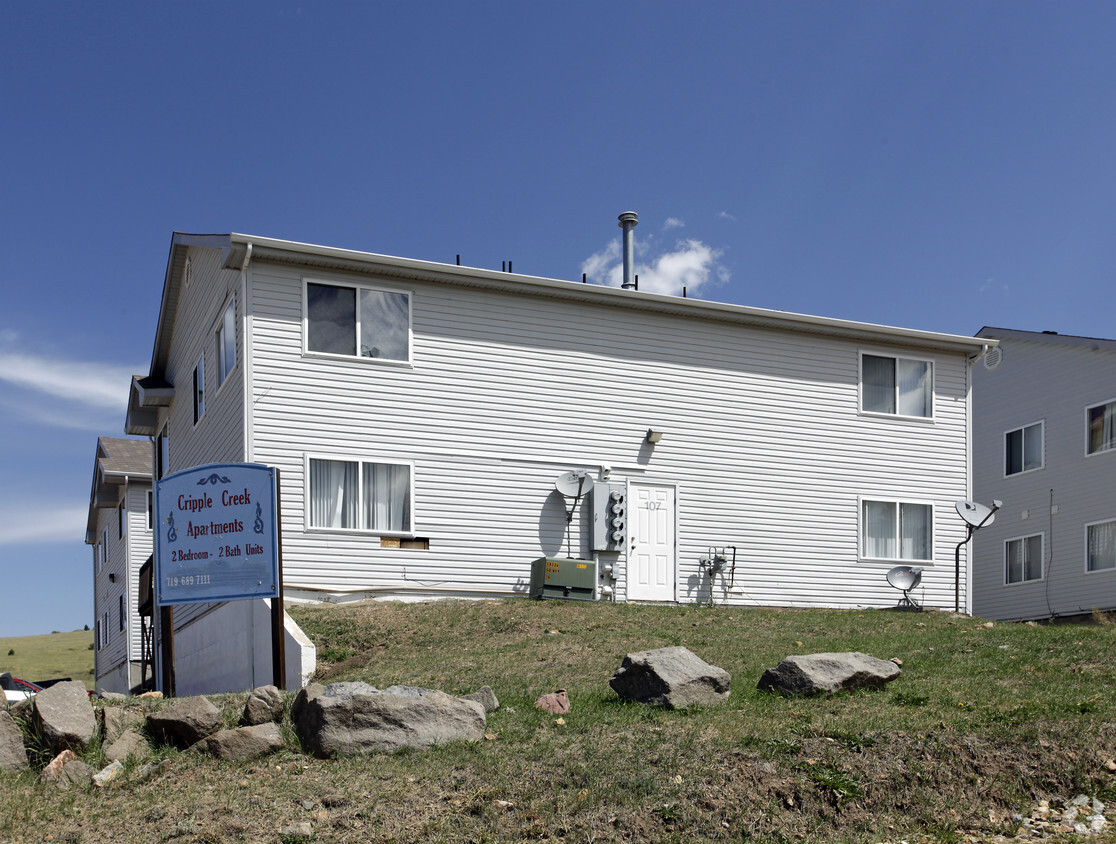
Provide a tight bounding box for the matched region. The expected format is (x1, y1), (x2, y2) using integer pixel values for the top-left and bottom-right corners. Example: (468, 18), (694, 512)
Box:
(1005, 534), (1043, 584)
(309, 457), (411, 533)
(1087, 520), (1116, 572)
(861, 500), (932, 561)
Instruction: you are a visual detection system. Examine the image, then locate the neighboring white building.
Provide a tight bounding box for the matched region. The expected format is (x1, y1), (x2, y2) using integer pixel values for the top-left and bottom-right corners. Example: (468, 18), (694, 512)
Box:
(972, 327), (1116, 620)
(85, 436), (153, 695)
(125, 229), (992, 692)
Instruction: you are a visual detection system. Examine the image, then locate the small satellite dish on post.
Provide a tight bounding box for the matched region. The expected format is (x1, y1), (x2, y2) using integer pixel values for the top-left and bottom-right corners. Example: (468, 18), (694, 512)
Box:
(956, 500), (996, 528)
(886, 566), (923, 611)
(952, 498), (1002, 613)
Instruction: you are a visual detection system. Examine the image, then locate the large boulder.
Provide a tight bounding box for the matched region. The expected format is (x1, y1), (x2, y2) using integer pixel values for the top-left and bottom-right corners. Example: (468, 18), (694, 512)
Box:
(242, 685), (285, 726)
(101, 705), (146, 744)
(757, 652), (900, 697)
(609, 646), (731, 709)
(32, 681), (97, 753)
(0, 711), (28, 771)
(292, 682), (486, 758)
(147, 696), (223, 748)
(201, 722), (285, 762)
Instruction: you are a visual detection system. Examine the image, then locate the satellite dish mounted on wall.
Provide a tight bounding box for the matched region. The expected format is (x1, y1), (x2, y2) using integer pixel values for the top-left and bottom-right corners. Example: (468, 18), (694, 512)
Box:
(555, 470), (595, 557)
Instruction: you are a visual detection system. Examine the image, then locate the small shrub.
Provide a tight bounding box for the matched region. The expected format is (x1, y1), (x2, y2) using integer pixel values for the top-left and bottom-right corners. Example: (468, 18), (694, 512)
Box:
(88, 643), (94, 650)
(6, 649), (12, 656)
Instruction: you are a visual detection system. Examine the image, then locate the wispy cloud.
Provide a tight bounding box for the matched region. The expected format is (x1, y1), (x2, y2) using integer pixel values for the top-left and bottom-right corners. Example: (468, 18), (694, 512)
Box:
(978, 278), (1009, 295)
(580, 219), (729, 297)
(718, 211), (738, 222)
(663, 218), (685, 230)
(0, 505), (88, 545)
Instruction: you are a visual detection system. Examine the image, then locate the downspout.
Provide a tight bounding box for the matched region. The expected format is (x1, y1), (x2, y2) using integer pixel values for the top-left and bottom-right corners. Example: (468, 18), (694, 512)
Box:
(240, 243), (253, 463)
(961, 343), (991, 614)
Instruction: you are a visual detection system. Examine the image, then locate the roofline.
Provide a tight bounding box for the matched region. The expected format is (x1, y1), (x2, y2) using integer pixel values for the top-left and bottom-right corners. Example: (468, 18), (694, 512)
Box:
(978, 326), (1116, 351)
(143, 231), (993, 382)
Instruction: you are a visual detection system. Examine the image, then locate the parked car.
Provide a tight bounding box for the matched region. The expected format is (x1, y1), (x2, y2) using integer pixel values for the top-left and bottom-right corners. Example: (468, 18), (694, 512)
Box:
(0, 672), (43, 702)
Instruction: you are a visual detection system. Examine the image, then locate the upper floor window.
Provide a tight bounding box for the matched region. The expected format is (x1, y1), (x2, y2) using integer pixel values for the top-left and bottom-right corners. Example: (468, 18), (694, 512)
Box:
(146, 490), (154, 530)
(118, 594), (125, 631)
(860, 353), (933, 418)
(1087, 519), (1116, 572)
(861, 499), (932, 561)
(156, 425), (169, 480)
(308, 456), (412, 533)
(118, 500), (127, 538)
(1087, 399), (1116, 455)
(1006, 421), (1043, 475)
(192, 356), (205, 423)
(1005, 534), (1043, 584)
(306, 281), (410, 362)
(216, 299), (236, 386)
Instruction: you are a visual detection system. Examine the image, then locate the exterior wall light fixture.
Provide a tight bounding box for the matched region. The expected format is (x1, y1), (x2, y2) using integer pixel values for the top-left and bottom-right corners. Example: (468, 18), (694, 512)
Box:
(645, 429), (663, 444)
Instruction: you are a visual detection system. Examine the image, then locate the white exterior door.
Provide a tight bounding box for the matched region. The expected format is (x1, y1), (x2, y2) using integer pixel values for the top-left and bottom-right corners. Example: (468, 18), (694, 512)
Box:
(627, 484), (676, 601)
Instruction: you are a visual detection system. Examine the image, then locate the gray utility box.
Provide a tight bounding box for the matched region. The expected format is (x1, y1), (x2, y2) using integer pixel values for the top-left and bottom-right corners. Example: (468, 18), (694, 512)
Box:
(530, 557), (597, 601)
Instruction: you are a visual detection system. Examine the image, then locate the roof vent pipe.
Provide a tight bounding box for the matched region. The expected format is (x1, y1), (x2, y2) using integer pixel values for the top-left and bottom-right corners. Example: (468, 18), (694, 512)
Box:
(618, 212), (638, 290)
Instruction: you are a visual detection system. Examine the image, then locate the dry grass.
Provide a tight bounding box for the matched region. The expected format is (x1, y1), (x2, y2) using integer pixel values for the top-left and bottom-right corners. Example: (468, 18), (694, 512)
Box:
(2, 599), (1116, 843)
(0, 628), (94, 690)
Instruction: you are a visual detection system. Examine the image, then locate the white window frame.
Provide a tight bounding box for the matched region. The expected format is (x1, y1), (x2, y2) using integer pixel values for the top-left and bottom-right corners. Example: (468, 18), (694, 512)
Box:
(192, 356), (205, 424)
(1004, 533), (1044, 585)
(858, 497), (934, 563)
(118, 499), (127, 539)
(858, 351), (935, 420)
(1085, 518), (1116, 574)
(302, 278), (413, 365)
(1005, 420), (1044, 477)
(100, 530), (107, 572)
(146, 490), (153, 531)
(215, 298), (236, 388)
(101, 611), (110, 648)
(304, 453), (415, 536)
(156, 424), (169, 480)
(1086, 397), (1116, 457)
(119, 594), (125, 632)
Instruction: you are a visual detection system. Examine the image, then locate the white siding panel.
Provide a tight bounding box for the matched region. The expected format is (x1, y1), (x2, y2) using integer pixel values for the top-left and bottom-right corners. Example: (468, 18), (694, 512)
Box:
(247, 263), (972, 610)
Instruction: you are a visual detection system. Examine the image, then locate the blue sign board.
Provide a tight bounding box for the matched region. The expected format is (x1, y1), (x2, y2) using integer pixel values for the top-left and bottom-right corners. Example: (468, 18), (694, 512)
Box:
(155, 463), (280, 606)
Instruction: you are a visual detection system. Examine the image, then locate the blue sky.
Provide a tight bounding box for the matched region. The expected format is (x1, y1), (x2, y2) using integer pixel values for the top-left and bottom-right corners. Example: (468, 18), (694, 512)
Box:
(2, 2), (1114, 636)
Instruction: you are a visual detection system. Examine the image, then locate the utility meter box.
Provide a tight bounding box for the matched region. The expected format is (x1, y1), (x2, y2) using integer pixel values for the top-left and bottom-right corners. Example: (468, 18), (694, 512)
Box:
(530, 557), (597, 601)
(592, 483), (628, 552)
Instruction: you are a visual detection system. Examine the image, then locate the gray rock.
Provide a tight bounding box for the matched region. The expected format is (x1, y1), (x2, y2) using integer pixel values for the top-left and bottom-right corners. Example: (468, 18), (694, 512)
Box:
(103, 729), (150, 763)
(0, 711), (28, 770)
(609, 646), (731, 709)
(32, 680), (97, 753)
(55, 759), (94, 790)
(292, 683), (486, 758)
(101, 705), (146, 744)
(99, 692), (127, 701)
(92, 759), (124, 788)
(147, 696), (223, 748)
(201, 722), (285, 762)
(461, 685), (500, 713)
(757, 652), (901, 697)
(242, 685), (286, 726)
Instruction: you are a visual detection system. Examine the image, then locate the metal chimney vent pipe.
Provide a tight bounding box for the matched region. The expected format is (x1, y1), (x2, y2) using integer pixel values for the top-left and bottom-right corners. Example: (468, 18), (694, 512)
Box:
(618, 211), (638, 290)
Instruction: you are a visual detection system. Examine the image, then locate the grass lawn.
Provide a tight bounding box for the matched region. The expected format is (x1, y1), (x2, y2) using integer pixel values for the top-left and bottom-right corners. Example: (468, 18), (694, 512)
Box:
(2, 599), (1115, 843)
(0, 628), (94, 690)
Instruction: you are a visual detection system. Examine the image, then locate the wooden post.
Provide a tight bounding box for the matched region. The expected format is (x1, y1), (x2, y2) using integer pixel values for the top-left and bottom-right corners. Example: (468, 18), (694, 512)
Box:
(159, 604), (175, 696)
(271, 468), (286, 690)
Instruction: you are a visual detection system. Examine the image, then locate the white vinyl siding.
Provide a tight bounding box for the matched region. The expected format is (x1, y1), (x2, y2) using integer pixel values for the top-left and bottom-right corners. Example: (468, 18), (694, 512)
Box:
(1087, 520), (1116, 573)
(1005, 421), (1043, 475)
(1005, 534), (1043, 584)
(248, 261), (970, 610)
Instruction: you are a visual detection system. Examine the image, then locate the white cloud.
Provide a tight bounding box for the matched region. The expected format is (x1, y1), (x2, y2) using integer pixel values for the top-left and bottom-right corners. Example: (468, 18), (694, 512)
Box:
(0, 352), (135, 410)
(0, 505), (88, 545)
(663, 218), (685, 230)
(718, 211), (738, 222)
(581, 225), (729, 298)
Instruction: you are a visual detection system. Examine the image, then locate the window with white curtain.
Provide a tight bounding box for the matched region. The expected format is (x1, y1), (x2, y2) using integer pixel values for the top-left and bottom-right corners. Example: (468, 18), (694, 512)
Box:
(861, 499), (932, 561)
(1005, 534), (1043, 584)
(305, 281), (410, 362)
(1087, 399), (1116, 455)
(1087, 519), (1116, 572)
(308, 457), (412, 533)
(1005, 421), (1043, 475)
(860, 353), (933, 418)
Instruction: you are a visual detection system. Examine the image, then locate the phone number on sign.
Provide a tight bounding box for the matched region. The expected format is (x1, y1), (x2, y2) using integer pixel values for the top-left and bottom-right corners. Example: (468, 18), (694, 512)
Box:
(164, 574), (212, 588)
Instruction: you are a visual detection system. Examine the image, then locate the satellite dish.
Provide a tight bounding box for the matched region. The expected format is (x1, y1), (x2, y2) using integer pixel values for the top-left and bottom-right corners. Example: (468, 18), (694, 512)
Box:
(956, 500), (995, 528)
(886, 565), (923, 611)
(555, 471), (595, 498)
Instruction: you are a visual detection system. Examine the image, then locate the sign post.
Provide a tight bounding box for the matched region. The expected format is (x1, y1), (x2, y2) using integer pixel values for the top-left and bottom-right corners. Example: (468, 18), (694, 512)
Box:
(154, 463), (283, 692)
